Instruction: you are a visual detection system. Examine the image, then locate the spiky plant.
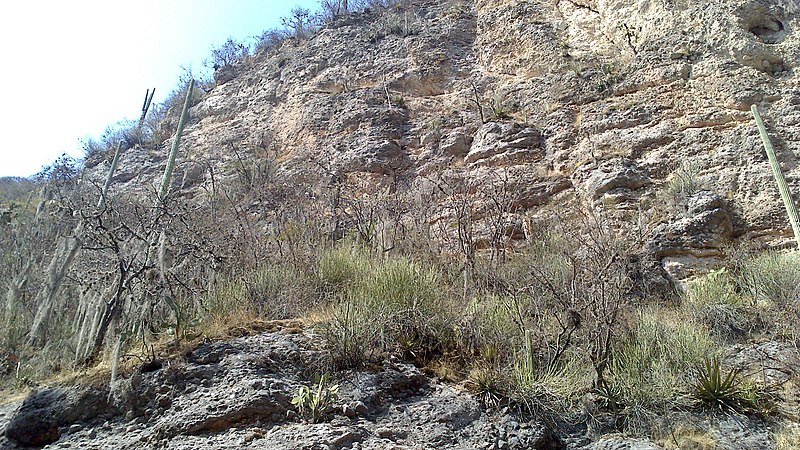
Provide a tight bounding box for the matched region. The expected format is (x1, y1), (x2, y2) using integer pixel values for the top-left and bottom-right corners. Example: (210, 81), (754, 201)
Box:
(694, 358), (741, 411)
(466, 366), (506, 408)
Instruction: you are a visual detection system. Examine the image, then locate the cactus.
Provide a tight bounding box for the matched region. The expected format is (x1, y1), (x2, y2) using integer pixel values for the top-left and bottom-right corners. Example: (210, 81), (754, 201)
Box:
(137, 88), (155, 131)
(157, 79), (194, 203)
(98, 141), (124, 210)
(751, 104), (800, 249)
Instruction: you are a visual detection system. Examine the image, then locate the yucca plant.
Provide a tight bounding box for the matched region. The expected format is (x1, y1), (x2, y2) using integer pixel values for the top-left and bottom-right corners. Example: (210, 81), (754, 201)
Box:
(466, 366), (507, 408)
(694, 358), (741, 411)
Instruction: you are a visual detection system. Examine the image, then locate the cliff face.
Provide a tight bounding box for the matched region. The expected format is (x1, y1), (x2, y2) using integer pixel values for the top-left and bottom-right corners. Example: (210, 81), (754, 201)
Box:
(97, 0), (800, 277)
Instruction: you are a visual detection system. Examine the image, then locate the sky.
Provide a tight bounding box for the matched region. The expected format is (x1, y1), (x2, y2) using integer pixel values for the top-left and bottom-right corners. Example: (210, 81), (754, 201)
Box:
(0, 0), (320, 178)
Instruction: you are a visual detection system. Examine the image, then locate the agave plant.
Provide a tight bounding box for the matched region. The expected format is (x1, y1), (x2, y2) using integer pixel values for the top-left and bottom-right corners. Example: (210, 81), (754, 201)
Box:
(466, 366), (506, 408)
(694, 358), (741, 410)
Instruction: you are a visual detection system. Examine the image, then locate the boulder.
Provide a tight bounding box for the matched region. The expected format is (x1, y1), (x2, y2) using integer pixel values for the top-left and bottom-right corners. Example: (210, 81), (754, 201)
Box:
(4, 386), (112, 447)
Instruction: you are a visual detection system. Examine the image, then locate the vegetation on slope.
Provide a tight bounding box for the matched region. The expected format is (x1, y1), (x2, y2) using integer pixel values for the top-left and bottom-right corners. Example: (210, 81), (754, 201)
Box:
(1, 0), (798, 445)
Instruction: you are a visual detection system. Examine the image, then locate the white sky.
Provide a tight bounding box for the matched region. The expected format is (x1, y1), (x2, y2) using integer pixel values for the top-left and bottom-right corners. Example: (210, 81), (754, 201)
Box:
(0, 0), (318, 177)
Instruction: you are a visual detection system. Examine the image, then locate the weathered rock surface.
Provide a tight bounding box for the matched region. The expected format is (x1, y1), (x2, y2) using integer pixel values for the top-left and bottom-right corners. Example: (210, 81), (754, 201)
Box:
(86, 0), (800, 280)
(465, 122), (543, 166)
(3, 327), (797, 449)
(3, 386), (113, 447)
(0, 329), (566, 449)
(648, 191), (737, 278)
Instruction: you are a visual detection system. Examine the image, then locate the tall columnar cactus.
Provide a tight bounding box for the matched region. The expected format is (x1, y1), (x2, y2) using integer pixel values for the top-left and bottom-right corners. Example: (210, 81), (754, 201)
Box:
(751, 104), (800, 249)
(98, 141), (124, 210)
(137, 88), (156, 131)
(157, 79), (194, 203)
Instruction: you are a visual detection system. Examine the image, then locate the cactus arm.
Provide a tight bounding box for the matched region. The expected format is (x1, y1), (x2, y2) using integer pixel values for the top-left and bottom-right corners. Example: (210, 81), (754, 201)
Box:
(157, 79), (194, 204)
(97, 140), (124, 210)
(751, 104), (800, 249)
(138, 88), (156, 130)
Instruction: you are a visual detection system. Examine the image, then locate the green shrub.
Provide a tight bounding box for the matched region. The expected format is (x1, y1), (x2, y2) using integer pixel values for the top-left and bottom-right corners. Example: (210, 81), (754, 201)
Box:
(323, 253), (452, 367)
(686, 269), (740, 306)
(735, 251), (800, 305)
(323, 295), (383, 368)
(461, 294), (522, 366)
(664, 162), (702, 207)
(683, 269), (757, 341)
(513, 351), (587, 414)
(203, 264), (314, 324)
(610, 311), (717, 409)
(318, 245), (371, 295)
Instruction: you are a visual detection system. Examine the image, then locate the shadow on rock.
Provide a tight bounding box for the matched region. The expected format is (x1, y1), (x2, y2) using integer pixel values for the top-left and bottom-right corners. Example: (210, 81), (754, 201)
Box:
(4, 386), (114, 447)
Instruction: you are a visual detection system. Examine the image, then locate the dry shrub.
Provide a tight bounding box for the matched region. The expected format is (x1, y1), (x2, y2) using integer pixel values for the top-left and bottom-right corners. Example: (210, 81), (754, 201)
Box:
(682, 269), (763, 341)
(732, 250), (800, 340)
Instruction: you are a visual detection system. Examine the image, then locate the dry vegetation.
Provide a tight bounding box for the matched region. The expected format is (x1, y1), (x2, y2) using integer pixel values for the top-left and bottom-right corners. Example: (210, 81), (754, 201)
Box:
(3, 145), (797, 435)
(1, 0), (798, 442)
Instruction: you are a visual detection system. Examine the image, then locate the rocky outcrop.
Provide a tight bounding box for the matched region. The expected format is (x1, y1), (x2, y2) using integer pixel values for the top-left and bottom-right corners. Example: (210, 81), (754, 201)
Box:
(3, 326), (793, 449)
(3, 386), (113, 447)
(0, 328), (568, 449)
(465, 122), (543, 166)
(84, 0), (800, 280)
(648, 191), (736, 278)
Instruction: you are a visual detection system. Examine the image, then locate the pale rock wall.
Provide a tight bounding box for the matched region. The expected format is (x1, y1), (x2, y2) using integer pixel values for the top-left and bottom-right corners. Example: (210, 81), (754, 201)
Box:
(92, 0), (800, 279)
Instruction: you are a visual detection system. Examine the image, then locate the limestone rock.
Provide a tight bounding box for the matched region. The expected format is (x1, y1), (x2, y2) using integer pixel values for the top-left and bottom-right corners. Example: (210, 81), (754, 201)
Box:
(580, 160), (651, 202)
(590, 435), (664, 450)
(465, 122), (543, 166)
(647, 191), (735, 277)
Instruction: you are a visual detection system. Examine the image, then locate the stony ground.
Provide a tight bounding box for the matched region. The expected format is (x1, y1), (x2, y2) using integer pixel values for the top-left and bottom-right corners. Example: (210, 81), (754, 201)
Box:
(2, 325), (796, 449)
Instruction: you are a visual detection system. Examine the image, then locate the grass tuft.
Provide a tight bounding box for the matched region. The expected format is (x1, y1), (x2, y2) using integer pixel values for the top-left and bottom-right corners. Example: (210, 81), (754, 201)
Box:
(610, 310), (717, 409)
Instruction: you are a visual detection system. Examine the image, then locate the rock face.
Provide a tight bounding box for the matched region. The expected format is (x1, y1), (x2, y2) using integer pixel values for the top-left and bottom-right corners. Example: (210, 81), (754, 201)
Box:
(0, 328), (566, 450)
(1, 327), (790, 449)
(465, 122), (543, 166)
(87, 0), (800, 279)
(3, 386), (113, 447)
(648, 190), (736, 278)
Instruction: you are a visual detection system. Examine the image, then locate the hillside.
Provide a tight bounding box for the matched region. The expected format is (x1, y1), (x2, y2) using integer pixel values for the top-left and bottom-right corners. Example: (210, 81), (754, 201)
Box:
(2, 0), (800, 448)
(96, 0), (800, 276)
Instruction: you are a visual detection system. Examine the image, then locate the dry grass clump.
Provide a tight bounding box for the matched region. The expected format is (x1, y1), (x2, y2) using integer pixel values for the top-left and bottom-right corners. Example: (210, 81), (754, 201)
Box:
(659, 425), (718, 450)
(678, 250), (800, 343)
(735, 250), (800, 305)
(322, 250), (454, 368)
(460, 294), (522, 367)
(681, 269), (762, 341)
(609, 310), (717, 411)
(774, 422), (800, 450)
